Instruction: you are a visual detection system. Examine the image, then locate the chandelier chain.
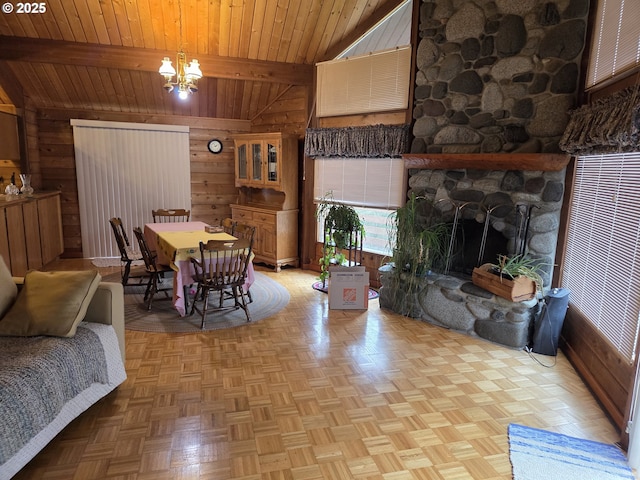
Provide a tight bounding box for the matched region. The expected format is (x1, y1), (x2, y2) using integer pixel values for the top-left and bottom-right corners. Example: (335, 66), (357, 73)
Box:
(158, 0), (202, 99)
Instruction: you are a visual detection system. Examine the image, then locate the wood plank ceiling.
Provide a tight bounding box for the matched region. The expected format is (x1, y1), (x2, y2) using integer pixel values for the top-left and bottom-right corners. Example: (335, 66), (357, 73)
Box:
(0, 0), (409, 120)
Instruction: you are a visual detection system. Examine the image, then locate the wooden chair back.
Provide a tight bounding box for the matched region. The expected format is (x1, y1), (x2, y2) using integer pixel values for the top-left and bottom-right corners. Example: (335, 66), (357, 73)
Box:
(133, 227), (162, 273)
(196, 238), (252, 289)
(152, 208), (191, 222)
(220, 217), (235, 235)
(109, 217), (146, 287)
(109, 217), (132, 261)
(231, 223), (256, 247)
(132, 227), (173, 310)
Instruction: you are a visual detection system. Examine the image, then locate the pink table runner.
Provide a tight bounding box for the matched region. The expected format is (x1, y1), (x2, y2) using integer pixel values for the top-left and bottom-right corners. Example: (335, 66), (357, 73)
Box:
(144, 222), (255, 316)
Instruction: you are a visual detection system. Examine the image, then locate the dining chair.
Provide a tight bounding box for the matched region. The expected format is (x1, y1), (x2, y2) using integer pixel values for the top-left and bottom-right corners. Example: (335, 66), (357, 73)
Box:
(152, 208), (191, 222)
(133, 227), (174, 311)
(189, 238), (253, 328)
(220, 217), (235, 234)
(108, 217), (147, 287)
(230, 223), (256, 302)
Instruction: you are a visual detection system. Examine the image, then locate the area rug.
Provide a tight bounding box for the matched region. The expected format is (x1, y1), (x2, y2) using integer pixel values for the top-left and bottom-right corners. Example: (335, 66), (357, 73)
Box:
(91, 257), (144, 268)
(508, 424), (635, 480)
(104, 271), (290, 333)
(311, 281), (379, 300)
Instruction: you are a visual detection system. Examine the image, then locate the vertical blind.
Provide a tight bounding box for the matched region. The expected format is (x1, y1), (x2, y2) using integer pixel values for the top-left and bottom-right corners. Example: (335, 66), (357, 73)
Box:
(587, 0), (640, 88)
(71, 119), (191, 258)
(561, 153), (640, 362)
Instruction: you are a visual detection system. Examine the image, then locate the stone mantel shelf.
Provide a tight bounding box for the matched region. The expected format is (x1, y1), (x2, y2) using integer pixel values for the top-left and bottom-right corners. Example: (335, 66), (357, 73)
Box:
(402, 153), (571, 172)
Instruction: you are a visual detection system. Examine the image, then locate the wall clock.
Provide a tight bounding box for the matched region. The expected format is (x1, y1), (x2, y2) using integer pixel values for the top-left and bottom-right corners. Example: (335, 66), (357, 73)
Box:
(207, 139), (223, 154)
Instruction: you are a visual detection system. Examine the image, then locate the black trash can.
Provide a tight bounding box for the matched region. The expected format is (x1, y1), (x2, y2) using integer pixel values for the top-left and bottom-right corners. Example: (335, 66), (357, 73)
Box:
(530, 288), (570, 356)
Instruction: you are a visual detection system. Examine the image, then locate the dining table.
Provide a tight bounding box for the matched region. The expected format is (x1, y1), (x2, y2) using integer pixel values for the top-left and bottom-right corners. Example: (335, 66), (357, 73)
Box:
(144, 221), (256, 316)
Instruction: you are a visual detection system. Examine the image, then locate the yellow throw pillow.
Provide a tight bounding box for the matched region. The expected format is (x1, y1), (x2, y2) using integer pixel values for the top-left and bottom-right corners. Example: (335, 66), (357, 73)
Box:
(0, 270), (101, 337)
(0, 255), (17, 319)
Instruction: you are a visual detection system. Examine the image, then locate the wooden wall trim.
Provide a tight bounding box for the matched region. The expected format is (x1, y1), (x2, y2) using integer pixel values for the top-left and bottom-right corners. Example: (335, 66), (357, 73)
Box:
(318, 111), (407, 128)
(38, 108), (250, 130)
(561, 305), (634, 431)
(402, 153), (571, 171)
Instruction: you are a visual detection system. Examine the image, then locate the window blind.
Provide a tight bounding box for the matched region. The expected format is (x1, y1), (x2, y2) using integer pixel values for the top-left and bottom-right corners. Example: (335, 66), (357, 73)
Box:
(313, 156), (405, 209)
(587, 0), (640, 88)
(316, 46), (411, 117)
(561, 153), (640, 362)
(71, 119), (191, 259)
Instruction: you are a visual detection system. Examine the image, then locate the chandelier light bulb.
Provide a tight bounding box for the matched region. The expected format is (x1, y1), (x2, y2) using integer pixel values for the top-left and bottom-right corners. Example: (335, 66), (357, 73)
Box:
(178, 84), (189, 100)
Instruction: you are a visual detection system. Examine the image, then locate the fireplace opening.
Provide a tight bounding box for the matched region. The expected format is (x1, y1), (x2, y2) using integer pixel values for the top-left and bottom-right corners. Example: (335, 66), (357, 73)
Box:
(447, 219), (508, 275)
(425, 200), (536, 277)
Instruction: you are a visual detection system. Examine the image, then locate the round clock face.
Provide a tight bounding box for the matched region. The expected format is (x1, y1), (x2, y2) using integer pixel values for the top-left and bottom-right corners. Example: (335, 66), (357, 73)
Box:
(208, 139), (223, 154)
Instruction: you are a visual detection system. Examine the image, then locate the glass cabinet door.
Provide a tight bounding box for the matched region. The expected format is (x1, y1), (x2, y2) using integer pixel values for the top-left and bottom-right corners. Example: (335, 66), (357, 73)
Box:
(236, 143), (248, 181)
(266, 141), (278, 183)
(251, 142), (262, 183)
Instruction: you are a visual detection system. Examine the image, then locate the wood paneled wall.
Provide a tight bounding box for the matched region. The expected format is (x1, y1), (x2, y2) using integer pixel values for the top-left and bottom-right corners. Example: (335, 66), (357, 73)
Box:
(561, 308), (633, 431)
(251, 85), (309, 136)
(23, 100), (41, 187)
(35, 108), (251, 257)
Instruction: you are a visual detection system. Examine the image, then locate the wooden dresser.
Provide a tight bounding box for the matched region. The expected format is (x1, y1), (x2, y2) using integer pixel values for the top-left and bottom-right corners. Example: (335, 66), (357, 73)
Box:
(231, 132), (299, 272)
(0, 191), (64, 276)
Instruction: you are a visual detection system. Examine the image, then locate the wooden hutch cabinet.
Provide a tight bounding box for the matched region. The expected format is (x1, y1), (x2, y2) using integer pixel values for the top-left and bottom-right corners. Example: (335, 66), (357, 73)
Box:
(231, 132), (299, 272)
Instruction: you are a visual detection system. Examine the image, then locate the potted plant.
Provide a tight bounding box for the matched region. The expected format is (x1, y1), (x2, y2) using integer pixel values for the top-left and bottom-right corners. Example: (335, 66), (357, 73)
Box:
(472, 253), (545, 302)
(382, 194), (450, 314)
(316, 192), (365, 284)
(388, 193), (450, 277)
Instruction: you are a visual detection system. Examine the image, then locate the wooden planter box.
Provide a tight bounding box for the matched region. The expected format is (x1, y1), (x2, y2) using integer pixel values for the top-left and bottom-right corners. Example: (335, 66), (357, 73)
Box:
(472, 263), (536, 302)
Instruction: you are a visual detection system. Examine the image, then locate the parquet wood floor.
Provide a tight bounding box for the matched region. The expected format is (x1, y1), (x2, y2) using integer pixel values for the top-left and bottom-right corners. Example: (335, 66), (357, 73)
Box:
(13, 260), (620, 479)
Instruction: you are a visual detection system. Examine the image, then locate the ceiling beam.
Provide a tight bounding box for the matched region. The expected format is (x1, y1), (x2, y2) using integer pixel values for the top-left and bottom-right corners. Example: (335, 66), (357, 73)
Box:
(0, 60), (24, 108)
(0, 36), (314, 86)
(320, 0), (407, 62)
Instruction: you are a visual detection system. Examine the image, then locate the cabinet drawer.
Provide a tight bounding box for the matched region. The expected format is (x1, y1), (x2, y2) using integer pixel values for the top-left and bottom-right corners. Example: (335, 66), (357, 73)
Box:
(232, 209), (253, 221)
(253, 212), (276, 224)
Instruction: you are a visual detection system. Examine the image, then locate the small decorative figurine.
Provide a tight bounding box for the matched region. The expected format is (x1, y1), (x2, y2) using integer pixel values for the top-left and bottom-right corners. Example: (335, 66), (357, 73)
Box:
(4, 172), (19, 196)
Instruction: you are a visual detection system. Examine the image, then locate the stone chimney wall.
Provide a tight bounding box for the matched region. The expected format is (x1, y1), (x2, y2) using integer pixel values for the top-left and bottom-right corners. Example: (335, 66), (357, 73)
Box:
(412, 0), (590, 154)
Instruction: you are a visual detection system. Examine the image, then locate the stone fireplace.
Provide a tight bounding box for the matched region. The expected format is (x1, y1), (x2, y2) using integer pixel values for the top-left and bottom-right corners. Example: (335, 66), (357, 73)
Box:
(379, 153), (570, 348)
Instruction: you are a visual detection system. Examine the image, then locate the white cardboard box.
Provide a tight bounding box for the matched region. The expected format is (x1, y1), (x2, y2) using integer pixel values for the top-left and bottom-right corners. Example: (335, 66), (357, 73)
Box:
(328, 266), (370, 310)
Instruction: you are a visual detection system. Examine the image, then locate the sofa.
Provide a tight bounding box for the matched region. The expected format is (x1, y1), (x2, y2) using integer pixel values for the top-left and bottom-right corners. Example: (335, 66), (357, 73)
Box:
(0, 257), (127, 479)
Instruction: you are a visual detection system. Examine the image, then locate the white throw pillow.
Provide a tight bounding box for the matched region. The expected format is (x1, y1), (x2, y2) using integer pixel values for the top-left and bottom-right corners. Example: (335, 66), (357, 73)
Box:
(0, 255), (17, 319)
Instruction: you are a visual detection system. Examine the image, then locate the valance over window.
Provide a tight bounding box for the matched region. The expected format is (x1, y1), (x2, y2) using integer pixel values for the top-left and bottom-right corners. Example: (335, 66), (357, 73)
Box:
(304, 124), (410, 158)
(560, 86), (640, 155)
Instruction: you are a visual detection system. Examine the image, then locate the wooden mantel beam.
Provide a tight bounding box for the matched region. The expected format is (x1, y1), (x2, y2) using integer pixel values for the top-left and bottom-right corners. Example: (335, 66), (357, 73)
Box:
(0, 36), (314, 86)
(402, 153), (571, 171)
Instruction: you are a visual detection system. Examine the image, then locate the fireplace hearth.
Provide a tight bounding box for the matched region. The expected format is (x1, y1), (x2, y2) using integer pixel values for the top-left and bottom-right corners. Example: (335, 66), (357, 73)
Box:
(379, 154), (570, 349)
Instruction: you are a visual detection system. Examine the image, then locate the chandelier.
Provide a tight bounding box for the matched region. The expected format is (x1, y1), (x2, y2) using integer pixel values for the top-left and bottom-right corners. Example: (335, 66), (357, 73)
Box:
(158, 1), (202, 100)
(159, 53), (202, 100)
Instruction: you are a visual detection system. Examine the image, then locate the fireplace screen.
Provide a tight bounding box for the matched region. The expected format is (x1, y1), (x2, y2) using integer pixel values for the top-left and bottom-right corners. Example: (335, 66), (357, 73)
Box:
(424, 199), (537, 276)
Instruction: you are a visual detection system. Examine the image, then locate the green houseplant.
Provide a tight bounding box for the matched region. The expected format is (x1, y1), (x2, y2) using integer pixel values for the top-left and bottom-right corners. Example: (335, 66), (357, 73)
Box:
(472, 253), (546, 301)
(388, 193), (450, 277)
(384, 194), (450, 314)
(316, 192), (365, 284)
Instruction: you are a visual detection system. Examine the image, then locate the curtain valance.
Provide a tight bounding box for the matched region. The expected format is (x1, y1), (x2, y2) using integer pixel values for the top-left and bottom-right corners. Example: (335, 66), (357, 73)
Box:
(304, 124), (411, 158)
(560, 86), (640, 155)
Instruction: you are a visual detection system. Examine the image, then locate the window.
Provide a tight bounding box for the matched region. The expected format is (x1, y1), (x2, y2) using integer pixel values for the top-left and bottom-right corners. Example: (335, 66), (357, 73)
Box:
(561, 153), (640, 362)
(316, 205), (394, 256)
(316, 46), (412, 117)
(587, 0), (640, 88)
(71, 119), (191, 259)
(314, 156), (405, 256)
